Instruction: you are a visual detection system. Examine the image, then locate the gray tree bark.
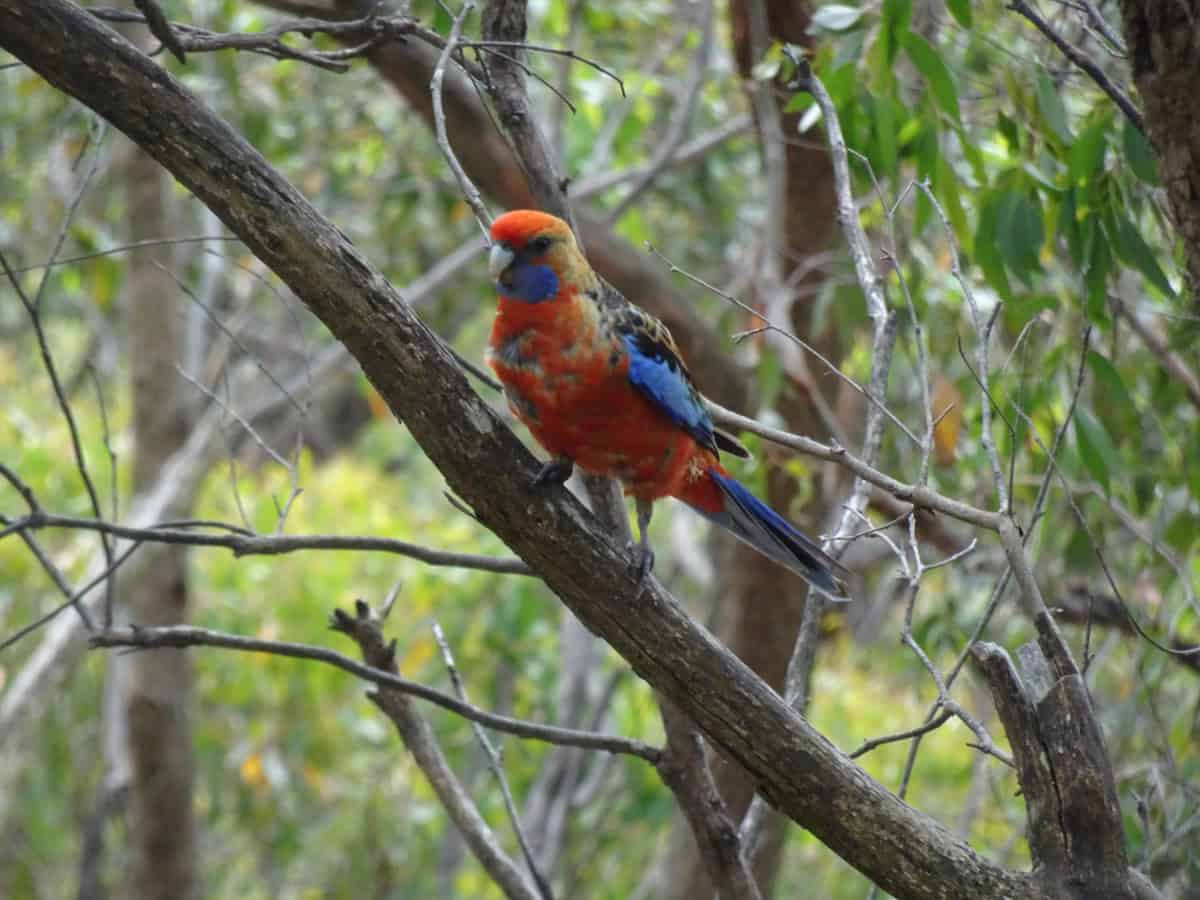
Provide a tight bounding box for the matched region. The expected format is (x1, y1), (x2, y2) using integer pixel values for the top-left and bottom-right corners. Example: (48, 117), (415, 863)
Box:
(1117, 0), (1200, 301)
(111, 119), (197, 900)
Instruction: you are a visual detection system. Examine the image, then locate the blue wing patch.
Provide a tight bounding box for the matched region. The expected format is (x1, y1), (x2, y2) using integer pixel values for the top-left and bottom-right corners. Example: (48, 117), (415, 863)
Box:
(622, 332), (718, 452)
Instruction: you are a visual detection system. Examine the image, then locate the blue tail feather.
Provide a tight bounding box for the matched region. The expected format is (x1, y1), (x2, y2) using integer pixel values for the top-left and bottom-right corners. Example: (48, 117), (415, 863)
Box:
(694, 470), (850, 601)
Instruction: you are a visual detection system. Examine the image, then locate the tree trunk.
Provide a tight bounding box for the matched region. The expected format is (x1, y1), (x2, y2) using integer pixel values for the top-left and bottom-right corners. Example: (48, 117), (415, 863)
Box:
(111, 112), (197, 900)
(1117, 0), (1200, 302)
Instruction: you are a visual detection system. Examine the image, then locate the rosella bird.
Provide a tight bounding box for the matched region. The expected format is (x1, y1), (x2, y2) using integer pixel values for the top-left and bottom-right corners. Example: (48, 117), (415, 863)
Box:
(486, 209), (849, 600)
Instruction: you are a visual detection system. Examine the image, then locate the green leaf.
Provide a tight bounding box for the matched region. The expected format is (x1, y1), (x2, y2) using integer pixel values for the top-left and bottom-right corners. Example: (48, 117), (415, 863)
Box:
(975, 192), (1012, 298)
(1060, 188), (1084, 265)
(934, 156), (969, 238)
(1084, 225), (1112, 322)
(1074, 408), (1118, 491)
(995, 189), (1043, 285)
(1122, 119), (1159, 184)
(784, 92), (814, 114)
(1034, 71), (1072, 144)
(866, 92), (898, 177)
(882, 0), (912, 59)
(810, 4), (865, 32)
(1086, 351), (1136, 422)
(1069, 116), (1109, 184)
(997, 111), (1021, 154)
(1110, 212), (1175, 297)
(901, 32), (961, 124)
(945, 0), (972, 28)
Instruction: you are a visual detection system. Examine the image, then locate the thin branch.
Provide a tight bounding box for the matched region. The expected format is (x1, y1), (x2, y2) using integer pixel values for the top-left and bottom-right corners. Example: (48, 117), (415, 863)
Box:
(433, 622), (555, 900)
(175, 366), (292, 469)
(849, 710), (955, 759)
(744, 54), (906, 860)
(647, 244), (919, 447)
(432, 1), (492, 233)
(331, 602), (541, 900)
(1, 237), (108, 631)
(160, 261), (306, 417)
(6, 510), (534, 575)
(1, 541), (141, 653)
(463, 40), (625, 95)
(9, 235), (243, 274)
(1007, 0), (1144, 133)
(87, 7), (418, 73)
(880, 179), (935, 487)
(1112, 297), (1200, 413)
(90, 624), (662, 761)
(913, 180), (1010, 514)
(705, 400), (1000, 530)
(32, 116), (108, 312)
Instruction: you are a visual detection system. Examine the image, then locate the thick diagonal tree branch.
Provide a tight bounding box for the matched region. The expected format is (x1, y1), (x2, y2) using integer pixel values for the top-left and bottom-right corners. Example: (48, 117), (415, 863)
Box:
(0, 4), (1049, 897)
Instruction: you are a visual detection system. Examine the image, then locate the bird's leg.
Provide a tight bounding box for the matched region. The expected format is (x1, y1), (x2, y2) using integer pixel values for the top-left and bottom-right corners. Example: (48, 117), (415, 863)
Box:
(533, 456), (574, 488)
(631, 497), (655, 582)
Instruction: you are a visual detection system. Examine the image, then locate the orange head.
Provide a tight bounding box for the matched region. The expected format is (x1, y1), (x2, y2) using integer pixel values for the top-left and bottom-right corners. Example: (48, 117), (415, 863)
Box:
(488, 210), (593, 303)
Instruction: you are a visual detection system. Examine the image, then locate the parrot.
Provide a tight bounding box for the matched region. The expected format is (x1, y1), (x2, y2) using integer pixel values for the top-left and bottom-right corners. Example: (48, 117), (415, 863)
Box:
(485, 209), (849, 601)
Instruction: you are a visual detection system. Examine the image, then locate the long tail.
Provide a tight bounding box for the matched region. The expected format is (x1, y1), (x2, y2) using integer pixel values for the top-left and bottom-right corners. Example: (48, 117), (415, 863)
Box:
(678, 465), (850, 601)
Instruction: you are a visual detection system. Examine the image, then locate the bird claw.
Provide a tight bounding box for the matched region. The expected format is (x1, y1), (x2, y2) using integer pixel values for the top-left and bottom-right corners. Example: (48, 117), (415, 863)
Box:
(627, 541), (655, 586)
(532, 458), (574, 488)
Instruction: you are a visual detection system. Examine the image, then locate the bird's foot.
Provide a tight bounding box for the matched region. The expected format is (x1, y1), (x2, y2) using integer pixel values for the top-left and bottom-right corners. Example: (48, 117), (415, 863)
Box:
(626, 540), (655, 587)
(532, 457), (574, 488)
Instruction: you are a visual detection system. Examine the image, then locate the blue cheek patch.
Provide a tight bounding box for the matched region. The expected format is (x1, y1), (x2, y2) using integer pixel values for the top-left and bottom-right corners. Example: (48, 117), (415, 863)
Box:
(500, 263), (559, 303)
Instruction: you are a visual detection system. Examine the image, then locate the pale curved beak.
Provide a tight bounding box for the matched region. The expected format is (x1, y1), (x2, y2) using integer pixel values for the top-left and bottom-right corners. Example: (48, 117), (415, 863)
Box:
(488, 242), (516, 280)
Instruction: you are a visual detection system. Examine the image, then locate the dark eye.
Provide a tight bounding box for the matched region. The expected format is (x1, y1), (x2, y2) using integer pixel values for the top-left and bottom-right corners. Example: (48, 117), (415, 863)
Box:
(528, 236), (553, 253)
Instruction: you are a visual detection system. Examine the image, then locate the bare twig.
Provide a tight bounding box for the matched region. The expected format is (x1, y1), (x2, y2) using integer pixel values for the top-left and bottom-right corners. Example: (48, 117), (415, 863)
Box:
(743, 54), (905, 860)
(574, 116), (752, 199)
(432, 622), (556, 900)
(10, 234), (243, 274)
(1, 541), (141, 653)
(432, 1), (492, 233)
(87, 7), (418, 73)
(705, 401), (1000, 530)
(90, 623), (662, 761)
(913, 180), (1010, 514)
(648, 244), (918, 447)
(1007, 0), (1144, 133)
(463, 40), (625, 95)
(3, 510), (534, 575)
(1, 236), (108, 631)
(849, 710), (955, 759)
(176, 366), (293, 468)
(1112, 297), (1200, 413)
(331, 602), (540, 900)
